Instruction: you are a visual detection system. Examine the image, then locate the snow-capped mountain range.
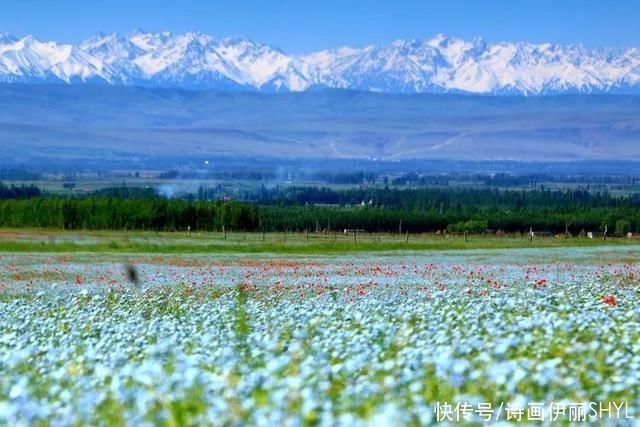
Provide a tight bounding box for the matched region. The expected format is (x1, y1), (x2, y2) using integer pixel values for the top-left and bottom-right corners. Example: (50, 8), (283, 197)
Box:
(1, 30), (640, 95)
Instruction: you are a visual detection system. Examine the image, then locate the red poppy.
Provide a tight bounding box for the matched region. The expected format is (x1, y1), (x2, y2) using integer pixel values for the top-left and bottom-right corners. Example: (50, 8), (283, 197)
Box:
(533, 278), (547, 289)
(602, 295), (617, 306)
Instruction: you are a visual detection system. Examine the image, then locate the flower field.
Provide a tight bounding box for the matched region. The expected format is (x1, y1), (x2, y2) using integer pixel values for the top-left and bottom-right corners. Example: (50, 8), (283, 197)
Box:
(0, 247), (639, 425)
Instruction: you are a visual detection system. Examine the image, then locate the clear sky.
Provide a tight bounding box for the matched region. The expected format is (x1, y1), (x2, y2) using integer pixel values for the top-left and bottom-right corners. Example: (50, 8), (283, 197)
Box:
(2, 0), (639, 52)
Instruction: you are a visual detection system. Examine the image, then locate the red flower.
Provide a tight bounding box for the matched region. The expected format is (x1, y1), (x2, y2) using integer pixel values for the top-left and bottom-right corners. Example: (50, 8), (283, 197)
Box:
(602, 295), (617, 306)
(533, 278), (547, 289)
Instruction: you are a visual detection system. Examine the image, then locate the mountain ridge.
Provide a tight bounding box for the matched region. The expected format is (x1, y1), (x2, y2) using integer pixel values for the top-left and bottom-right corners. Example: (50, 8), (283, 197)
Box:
(1, 31), (640, 94)
(2, 84), (640, 164)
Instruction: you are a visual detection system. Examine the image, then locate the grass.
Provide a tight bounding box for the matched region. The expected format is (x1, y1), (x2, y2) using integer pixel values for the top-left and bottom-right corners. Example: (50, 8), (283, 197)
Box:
(0, 229), (637, 254)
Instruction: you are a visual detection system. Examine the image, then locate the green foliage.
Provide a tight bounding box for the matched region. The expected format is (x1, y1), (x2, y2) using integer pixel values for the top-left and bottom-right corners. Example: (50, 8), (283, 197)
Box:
(0, 181), (41, 199)
(615, 219), (632, 235)
(446, 219), (488, 233)
(90, 186), (157, 198)
(259, 205), (640, 234)
(254, 186), (640, 233)
(2, 185), (640, 234)
(248, 185), (640, 211)
(0, 198), (258, 231)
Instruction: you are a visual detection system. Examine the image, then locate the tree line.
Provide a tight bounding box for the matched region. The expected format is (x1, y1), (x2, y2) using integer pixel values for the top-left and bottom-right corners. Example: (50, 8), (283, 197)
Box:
(244, 185), (640, 210)
(0, 182), (42, 199)
(258, 205), (635, 234)
(0, 196), (637, 234)
(1, 184), (640, 234)
(0, 198), (257, 231)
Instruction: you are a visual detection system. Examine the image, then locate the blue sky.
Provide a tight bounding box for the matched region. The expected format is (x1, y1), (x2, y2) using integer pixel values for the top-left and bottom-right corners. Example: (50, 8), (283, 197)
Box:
(2, 0), (639, 52)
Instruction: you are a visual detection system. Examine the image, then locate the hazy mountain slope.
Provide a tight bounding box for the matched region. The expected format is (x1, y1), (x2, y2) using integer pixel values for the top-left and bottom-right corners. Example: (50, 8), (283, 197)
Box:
(1, 85), (640, 164)
(1, 31), (640, 94)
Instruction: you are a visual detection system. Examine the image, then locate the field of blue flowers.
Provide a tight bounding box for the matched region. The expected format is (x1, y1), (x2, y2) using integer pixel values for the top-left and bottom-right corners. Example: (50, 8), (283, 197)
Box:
(0, 248), (638, 425)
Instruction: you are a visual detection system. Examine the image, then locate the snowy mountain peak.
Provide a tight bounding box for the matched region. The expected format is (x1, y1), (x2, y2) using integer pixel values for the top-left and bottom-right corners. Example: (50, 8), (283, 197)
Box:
(0, 30), (639, 94)
(0, 33), (17, 44)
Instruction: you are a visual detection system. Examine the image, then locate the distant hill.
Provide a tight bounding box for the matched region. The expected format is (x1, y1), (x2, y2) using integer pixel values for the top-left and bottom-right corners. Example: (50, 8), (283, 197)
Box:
(1, 85), (640, 165)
